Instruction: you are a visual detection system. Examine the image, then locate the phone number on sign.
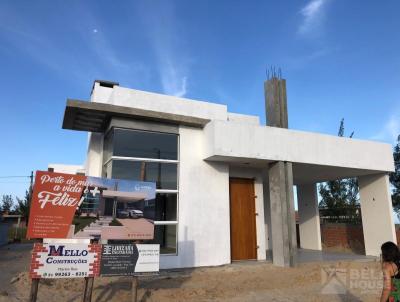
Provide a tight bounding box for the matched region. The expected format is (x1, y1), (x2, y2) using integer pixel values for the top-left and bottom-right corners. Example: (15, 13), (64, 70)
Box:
(43, 271), (88, 277)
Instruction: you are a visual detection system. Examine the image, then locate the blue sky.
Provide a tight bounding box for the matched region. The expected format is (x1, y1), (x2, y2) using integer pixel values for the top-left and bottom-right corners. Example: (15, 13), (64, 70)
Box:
(1, 0), (399, 199)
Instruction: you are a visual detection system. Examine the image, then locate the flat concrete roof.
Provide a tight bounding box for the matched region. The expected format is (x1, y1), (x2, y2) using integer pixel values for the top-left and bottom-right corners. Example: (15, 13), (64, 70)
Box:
(62, 99), (211, 132)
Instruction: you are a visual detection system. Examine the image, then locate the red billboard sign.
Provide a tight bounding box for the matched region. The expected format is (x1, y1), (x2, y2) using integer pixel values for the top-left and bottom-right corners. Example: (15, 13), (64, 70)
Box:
(26, 171), (157, 240)
(27, 171), (87, 238)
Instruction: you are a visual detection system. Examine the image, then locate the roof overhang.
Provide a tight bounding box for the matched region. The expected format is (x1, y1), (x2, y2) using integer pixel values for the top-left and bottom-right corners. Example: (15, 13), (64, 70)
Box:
(62, 99), (211, 132)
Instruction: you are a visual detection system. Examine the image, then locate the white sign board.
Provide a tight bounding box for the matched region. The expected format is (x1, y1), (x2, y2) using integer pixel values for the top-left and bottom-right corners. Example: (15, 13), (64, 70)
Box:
(30, 243), (101, 278)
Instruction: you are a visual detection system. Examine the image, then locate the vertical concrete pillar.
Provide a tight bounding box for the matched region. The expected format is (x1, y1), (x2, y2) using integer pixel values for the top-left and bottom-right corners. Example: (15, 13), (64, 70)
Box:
(262, 169), (272, 253)
(264, 75), (296, 267)
(85, 132), (104, 177)
(269, 162), (297, 267)
(265, 77), (288, 128)
(359, 173), (396, 256)
(297, 184), (322, 250)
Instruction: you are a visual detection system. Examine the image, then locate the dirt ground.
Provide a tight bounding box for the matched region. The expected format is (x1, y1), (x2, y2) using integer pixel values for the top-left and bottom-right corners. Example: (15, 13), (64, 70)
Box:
(0, 243), (384, 302)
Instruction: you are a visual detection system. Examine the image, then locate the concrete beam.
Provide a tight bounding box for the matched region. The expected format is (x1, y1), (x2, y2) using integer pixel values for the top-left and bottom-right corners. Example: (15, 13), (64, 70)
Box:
(359, 173), (397, 256)
(297, 184), (322, 250)
(268, 161), (297, 267)
(63, 99), (211, 132)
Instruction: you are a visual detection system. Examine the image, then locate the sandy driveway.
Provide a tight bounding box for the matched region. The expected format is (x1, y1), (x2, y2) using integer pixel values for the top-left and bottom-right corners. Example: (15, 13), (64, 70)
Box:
(0, 243), (384, 301)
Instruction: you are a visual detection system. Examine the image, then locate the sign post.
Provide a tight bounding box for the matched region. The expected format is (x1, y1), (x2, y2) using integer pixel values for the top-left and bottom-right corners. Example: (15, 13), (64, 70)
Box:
(131, 276), (138, 302)
(29, 278), (39, 302)
(83, 277), (94, 302)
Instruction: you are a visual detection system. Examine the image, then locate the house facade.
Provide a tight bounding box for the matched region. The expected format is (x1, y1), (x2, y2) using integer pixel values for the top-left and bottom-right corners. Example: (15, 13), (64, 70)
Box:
(60, 79), (396, 268)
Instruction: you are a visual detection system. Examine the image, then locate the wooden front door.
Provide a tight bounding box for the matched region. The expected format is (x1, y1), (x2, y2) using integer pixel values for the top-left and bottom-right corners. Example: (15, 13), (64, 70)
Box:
(229, 178), (257, 261)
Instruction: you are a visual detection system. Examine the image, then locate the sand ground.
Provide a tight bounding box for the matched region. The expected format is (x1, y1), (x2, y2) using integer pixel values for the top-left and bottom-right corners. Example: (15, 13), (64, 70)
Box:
(0, 243), (384, 302)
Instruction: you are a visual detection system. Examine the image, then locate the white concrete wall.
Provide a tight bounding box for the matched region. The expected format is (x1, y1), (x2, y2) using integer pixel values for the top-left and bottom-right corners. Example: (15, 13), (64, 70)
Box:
(93, 86), (228, 122)
(160, 126), (231, 269)
(91, 82), (113, 103)
(85, 132), (104, 177)
(227, 112), (260, 125)
(204, 120), (394, 173)
(229, 167), (266, 261)
(297, 184), (322, 250)
(359, 173), (397, 256)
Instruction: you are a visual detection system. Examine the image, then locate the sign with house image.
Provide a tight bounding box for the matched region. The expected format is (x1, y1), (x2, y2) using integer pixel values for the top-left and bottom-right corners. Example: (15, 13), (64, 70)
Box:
(27, 171), (156, 240)
(75, 176), (156, 240)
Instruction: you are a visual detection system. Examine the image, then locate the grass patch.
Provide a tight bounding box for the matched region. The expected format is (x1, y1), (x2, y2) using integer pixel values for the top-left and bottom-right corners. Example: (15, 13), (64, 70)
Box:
(73, 216), (97, 232)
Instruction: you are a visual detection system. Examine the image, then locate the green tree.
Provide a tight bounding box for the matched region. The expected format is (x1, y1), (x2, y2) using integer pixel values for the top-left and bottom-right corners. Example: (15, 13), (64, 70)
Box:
(1, 194), (14, 213)
(318, 119), (359, 222)
(15, 190), (31, 225)
(390, 135), (400, 214)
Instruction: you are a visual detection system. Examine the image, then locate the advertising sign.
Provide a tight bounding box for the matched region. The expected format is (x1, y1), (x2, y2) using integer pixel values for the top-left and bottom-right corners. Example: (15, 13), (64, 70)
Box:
(100, 244), (160, 276)
(30, 242), (101, 279)
(27, 171), (156, 239)
(26, 171), (86, 238)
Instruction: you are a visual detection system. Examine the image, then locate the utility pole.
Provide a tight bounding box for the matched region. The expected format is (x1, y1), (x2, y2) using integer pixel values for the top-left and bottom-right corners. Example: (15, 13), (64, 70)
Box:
(29, 171), (33, 202)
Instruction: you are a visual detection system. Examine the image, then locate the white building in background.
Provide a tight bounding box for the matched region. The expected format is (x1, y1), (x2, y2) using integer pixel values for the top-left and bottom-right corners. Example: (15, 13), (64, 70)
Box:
(59, 79), (396, 268)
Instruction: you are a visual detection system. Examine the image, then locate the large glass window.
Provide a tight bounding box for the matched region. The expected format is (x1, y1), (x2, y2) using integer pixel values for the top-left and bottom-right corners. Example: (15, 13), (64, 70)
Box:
(103, 128), (179, 255)
(111, 160), (177, 190)
(113, 128), (178, 160)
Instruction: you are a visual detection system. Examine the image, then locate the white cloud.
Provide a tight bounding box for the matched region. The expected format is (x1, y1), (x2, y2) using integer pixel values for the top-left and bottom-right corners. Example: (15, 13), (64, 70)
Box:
(137, 2), (189, 97)
(370, 113), (400, 144)
(298, 0), (329, 36)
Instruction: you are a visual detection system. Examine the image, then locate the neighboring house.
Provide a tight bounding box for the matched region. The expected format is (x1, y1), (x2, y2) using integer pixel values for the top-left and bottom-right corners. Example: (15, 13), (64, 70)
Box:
(56, 79), (395, 268)
(48, 164), (85, 175)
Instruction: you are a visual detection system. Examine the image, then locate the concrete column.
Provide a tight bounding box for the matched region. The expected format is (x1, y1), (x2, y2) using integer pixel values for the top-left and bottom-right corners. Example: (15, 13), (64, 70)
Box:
(264, 77), (288, 128)
(262, 169), (272, 253)
(264, 76), (296, 266)
(268, 161), (297, 267)
(359, 173), (396, 256)
(85, 132), (104, 177)
(297, 184), (322, 250)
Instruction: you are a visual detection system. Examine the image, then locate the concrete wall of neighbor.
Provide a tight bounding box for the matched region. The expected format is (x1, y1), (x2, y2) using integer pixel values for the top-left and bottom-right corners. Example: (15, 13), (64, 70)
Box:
(229, 166), (267, 261)
(47, 164), (84, 174)
(160, 125), (231, 269)
(320, 223), (365, 253)
(204, 120), (394, 173)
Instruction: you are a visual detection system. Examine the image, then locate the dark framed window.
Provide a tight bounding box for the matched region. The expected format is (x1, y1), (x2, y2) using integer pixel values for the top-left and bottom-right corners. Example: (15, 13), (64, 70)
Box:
(113, 128), (178, 160)
(111, 160), (177, 190)
(103, 127), (179, 255)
